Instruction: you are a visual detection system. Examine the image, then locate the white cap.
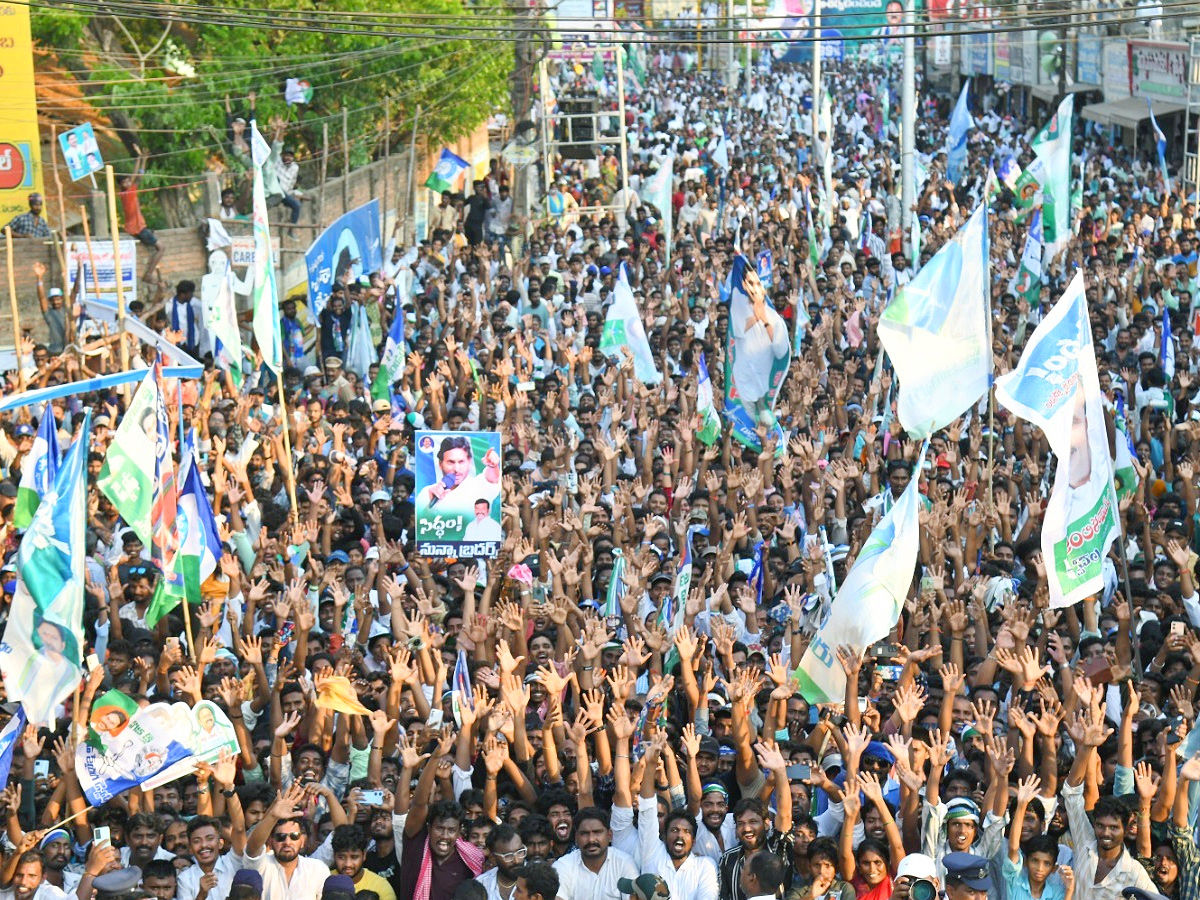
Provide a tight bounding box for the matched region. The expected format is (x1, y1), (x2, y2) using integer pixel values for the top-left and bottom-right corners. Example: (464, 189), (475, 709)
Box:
(896, 854), (938, 881)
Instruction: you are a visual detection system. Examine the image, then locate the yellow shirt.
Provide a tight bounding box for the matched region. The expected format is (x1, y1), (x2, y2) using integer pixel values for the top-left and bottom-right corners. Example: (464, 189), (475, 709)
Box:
(353, 868), (397, 900)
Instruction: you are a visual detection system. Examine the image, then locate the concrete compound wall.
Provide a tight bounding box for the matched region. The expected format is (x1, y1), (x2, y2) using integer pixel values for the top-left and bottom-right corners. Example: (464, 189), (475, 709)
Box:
(0, 122), (490, 345)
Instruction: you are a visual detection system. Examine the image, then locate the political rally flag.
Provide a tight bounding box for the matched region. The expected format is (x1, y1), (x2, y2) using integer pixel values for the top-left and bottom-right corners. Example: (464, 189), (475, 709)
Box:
(147, 443), (222, 627)
(13, 412), (60, 530)
(1030, 95), (1074, 260)
(96, 368), (158, 546)
(1149, 99), (1172, 195)
(372, 309), (407, 402)
(724, 255), (791, 452)
(425, 149), (470, 194)
(995, 272), (1119, 607)
(147, 361), (186, 621)
(0, 412), (91, 723)
(0, 708), (26, 788)
(794, 448), (925, 704)
(879, 203), (992, 438)
(1009, 208), (1043, 306)
(600, 266), (662, 385)
(1162, 305), (1176, 380)
(250, 121), (282, 374)
(946, 81), (973, 184)
(696, 352), (721, 446)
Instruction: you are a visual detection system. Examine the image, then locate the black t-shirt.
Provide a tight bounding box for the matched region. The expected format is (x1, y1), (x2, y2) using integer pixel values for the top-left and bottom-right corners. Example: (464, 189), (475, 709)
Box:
(365, 842), (402, 899)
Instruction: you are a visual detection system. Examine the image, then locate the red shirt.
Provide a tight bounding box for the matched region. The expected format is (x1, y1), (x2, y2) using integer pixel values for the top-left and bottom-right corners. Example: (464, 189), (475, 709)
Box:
(119, 185), (146, 236)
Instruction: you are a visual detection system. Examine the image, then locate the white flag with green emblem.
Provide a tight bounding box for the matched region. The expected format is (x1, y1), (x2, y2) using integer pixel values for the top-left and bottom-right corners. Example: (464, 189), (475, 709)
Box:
(599, 266), (661, 385)
(250, 121), (281, 373)
(696, 352), (720, 446)
(1030, 95), (1074, 262)
(96, 369), (158, 546)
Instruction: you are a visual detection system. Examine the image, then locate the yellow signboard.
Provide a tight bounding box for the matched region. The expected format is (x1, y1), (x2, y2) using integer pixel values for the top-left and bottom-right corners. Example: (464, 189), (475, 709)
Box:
(0, 2), (43, 221)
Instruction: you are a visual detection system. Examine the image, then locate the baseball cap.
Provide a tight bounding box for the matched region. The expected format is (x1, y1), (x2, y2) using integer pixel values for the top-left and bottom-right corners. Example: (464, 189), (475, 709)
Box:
(14, 425), (34, 437)
(230, 870), (263, 893)
(895, 853), (938, 880)
(321, 875), (356, 900)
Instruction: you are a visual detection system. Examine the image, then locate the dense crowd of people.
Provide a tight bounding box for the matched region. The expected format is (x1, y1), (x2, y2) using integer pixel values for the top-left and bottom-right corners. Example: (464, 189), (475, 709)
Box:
(0, 38), (1197, 900)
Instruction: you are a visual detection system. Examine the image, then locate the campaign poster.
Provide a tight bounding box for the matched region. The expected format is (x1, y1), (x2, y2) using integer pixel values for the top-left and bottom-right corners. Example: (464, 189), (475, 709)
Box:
(304, 199), (383, 316)
(414, 431), (502, 559)
(58, 123), (103, 182)
(67, 239), (138, 304)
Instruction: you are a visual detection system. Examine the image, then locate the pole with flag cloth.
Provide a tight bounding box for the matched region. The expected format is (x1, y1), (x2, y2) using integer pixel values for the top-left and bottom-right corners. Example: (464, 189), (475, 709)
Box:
(147, 359), (188, 647)
(603, 549), (627, 635)
(600, 267), (662, 385)
(250, 120), (300, 524)
(0, 708), (26, 787)
(793, 443), (927, 703)
(946, 81), (973, 185)
(0, 412), (92, 724)
(878, 204), (992, 438)
(13, 411), (60, 530)
(1148, 99), (1172, 196)
(696, 353), (721, 446)
(146, 438), (222, 628)
(371, 309), (406, 402)
(1162, 304), (1176, 380)
(995, 272), (1120, 607)
(451, 648), (474, 727)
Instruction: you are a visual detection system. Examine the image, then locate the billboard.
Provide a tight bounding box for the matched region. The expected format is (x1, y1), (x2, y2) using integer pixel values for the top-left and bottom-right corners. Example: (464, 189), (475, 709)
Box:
(414, 431), (503, 559)
(0, 1), (44, 221)
(304, 199), (383, 315)
(1129, 40), (1188, 101)
(766, 0), (913, 64)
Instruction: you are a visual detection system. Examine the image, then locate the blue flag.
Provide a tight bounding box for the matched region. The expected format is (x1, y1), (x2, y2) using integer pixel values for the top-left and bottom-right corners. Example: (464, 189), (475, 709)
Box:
(0, 413), (91, 723)
(13, 411), (61, 529)
(723, 255), (791, 452)
(451, 648), (473, 726)
(946, 82), (973, 184)
(1163, 303), (1176, 379)
(0, 707), (26, 788)
(1148, 99), (1172, 195)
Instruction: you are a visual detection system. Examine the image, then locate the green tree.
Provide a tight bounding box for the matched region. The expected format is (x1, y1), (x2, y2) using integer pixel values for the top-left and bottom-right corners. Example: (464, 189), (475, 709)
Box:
(35, 1), (508, 226)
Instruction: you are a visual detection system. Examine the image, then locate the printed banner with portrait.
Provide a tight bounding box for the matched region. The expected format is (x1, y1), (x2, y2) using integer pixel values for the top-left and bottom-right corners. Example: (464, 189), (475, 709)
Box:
(414, 431), (503, 559)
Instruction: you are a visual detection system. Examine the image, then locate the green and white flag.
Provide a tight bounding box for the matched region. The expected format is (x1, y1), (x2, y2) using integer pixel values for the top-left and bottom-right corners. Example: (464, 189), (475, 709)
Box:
(880, 204), (992, 438)
(96, 369), (159, 546)
(1009, 208), (1043, 306)
(146, 441), (222, 628)
(371, 309), (405, 402)
(696, 352), (721, 446)
(0, 413), (91, 724)
(250, 121), (282, 374)
(1030, 95), (1074, 261)
(995, 272), (1119, 608)
(599, 266), (662, 385)
(201, 260), (244, 387)
(13, 413), (60, 530)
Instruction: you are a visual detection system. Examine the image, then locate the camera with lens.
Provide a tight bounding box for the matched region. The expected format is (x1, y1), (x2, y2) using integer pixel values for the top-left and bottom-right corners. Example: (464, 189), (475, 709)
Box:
(910, 879), (938, 900)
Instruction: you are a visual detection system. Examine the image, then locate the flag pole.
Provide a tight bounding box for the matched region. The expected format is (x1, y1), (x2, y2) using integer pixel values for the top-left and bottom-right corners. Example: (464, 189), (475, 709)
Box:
(79, 206), (104, 303)
(103, 166), (131, 401)
(5, 229), (25, 391)
(276, 387), (300, 525)
(44, 806), (90, 833)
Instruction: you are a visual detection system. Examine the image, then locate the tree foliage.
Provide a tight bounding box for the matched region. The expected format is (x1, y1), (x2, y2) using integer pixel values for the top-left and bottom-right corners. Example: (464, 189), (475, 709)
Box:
(35, 1), (508, 223)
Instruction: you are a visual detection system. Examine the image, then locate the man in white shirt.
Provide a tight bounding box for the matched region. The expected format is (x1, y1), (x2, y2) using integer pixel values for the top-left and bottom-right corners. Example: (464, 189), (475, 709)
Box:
(0, 849), (67, 900)
(476, 824), (526, 900)
(636, 739), (719, 900)
(553, 808), (638, 900)
(177, 813), (243, 900)
(240, 784), (331, 900)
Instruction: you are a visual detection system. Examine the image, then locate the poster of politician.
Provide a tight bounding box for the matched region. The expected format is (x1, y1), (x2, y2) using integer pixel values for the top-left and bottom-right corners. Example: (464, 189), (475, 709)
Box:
(415, 431), (502, 559)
